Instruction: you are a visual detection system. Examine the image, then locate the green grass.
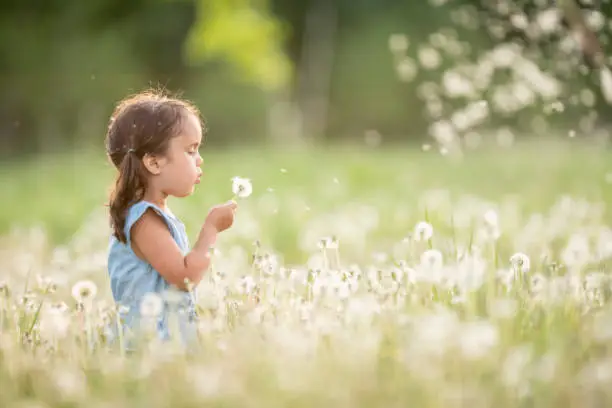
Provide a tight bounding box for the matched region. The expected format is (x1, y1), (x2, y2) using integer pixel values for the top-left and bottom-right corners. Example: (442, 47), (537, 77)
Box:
(2, 139), (610, 259)
(2, 139), (612, 407)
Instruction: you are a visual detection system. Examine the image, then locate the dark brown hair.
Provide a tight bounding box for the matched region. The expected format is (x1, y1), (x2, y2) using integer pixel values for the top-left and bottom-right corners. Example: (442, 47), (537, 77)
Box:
(105, 90), (203, 244)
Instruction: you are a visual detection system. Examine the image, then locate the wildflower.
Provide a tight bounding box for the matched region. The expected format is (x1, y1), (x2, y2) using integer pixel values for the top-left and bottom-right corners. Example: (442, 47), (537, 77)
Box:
(480, 209), (501, 241)
(510, 252), (530, 274)
(420, 249), (443, 270)
(561, 233), (590, 269)
(483, 209), (499, 227)
(39, 304), (70, 341)
(318, 236), (339, 250)
(237, 276), (257, 295)
(413, 221), (433, 242)
(530, 274), (547, 295)
(231, 176), (253, 199)
(71, 280), (97, 304)
(140, 293), (163, 318)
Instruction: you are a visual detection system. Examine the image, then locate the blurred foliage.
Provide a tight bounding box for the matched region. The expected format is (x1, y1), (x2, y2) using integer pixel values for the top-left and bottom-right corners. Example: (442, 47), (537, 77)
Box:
(186, 0), (291, 91)
(2, 0), (612, 157)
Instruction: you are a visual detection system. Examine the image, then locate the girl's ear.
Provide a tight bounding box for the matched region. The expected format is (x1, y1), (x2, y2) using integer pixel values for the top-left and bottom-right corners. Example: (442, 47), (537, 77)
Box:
(142, 153), (166, 175)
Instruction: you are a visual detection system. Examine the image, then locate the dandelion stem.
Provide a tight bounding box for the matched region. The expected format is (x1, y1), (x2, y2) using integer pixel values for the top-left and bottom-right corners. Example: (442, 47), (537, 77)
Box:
(26, 300), (44, 337)
(116, 312), (125, 358)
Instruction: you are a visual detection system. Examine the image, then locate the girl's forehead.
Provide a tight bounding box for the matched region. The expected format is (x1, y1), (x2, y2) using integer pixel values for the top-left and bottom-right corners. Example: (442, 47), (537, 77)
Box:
(179, 114), (203, 142)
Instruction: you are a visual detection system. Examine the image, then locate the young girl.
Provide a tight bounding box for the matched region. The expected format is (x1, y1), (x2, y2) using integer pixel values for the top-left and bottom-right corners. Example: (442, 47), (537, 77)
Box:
(105, 90), (236, 349)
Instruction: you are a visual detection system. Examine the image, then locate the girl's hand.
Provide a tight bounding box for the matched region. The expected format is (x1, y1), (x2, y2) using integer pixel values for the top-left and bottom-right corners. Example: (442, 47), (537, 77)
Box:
(204, 200), (237, 233)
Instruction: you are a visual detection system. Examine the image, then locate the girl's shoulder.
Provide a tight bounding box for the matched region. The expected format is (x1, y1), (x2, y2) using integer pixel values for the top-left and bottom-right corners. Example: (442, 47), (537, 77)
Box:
(124, 201), (183, 245)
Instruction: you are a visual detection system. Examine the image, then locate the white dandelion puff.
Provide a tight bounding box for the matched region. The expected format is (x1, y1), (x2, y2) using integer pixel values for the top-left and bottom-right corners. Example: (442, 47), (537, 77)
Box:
(413, 221), (433, 242)
(483, 209), (499, 228)
(231, 176), (253, 198)
(318, 236), (339, 250)
(510, 253), (530, 274)
(140, 293), (163, 318)
(71, 280), (97, 304)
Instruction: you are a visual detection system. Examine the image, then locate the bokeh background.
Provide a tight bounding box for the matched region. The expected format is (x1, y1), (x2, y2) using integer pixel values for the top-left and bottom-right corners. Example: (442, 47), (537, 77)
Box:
(3, 0), (612, 155)
(3, 0), (612, 256)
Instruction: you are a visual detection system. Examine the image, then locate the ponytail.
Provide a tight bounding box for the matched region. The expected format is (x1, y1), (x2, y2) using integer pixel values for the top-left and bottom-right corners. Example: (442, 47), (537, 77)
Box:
(108, 152), (146, 244)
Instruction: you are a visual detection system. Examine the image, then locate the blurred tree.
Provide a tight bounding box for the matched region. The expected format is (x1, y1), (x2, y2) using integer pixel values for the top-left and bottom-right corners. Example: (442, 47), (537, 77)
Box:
(185, 0), (291, 91)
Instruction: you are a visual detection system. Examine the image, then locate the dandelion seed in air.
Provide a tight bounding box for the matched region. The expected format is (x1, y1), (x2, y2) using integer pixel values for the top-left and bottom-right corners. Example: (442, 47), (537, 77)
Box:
(231, 176), (253, 199)
(71, 280), (98, 304)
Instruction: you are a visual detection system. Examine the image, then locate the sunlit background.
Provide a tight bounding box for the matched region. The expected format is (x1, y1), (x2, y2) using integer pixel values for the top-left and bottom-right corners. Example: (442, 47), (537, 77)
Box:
(3, 1), (612, 406)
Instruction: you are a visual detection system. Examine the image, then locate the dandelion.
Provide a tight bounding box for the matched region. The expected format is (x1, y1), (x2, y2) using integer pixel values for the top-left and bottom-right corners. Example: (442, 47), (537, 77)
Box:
(318, 237), (339, 250)
(561, 234), (590, 269)
(413, 221), (433, 242)
(71, 280), (97, 304)
(39, 305), (70, 341)
(510, 252), (530, 274)
(420, 249), (443, 270)
(231, 176), (253, 199)
(237, 275), (257, 295)
(530, 274), (547, 296)
(140, 293), (163, 318)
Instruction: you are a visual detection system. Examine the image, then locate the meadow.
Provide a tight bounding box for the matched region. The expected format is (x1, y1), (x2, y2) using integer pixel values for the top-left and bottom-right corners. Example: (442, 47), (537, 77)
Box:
(2, 138), (612, 407)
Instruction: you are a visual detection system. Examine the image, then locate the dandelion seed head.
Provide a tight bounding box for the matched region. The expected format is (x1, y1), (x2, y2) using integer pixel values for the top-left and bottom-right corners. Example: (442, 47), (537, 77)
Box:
(71, 280), (97, 304)
(413, 221), (433, 242)
(140, 293), (163, 318)
(231, 176), (253, 198)
(510, 253), (530, 274)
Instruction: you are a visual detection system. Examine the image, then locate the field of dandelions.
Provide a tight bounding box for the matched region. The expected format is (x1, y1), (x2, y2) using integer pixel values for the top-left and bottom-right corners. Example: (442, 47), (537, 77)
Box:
(2, 141), (612, 407)
(6, 2), (612, 405)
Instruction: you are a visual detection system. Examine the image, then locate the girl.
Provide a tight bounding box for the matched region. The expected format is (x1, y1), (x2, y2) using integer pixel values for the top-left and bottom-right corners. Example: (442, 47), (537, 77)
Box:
(105, 90), (236, 349)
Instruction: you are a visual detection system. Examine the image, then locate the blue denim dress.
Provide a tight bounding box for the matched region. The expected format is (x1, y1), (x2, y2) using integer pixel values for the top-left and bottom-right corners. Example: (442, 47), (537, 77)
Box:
(107, 201), (198, 349)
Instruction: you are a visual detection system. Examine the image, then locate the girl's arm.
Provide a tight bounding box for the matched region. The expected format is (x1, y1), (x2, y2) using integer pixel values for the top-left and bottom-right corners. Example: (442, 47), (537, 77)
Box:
(130, 209), (219, 291)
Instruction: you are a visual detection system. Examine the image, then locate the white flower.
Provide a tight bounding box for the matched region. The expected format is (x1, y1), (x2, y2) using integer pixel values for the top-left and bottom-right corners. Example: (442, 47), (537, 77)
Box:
(237, 276), (257, 295)
(318, 237), (339, 250)
(530, 274), (547, 295)
(420, 249), (443, 270)
(39, 305), (70, 340)
(231, 176), (253, 198)
(413, 221), (433, 241)
(510, 252), (530, 274)
(140, 293), (163, 318)
(483, 209), (499, 228)
(71, 280), (97, 303)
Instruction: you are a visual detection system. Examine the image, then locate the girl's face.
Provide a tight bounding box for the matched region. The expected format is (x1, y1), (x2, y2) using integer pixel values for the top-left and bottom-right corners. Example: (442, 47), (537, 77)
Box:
(154, 112), (203, 198)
